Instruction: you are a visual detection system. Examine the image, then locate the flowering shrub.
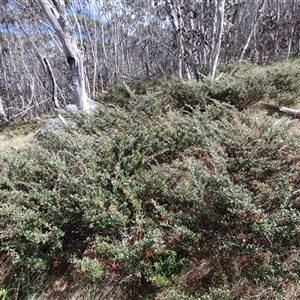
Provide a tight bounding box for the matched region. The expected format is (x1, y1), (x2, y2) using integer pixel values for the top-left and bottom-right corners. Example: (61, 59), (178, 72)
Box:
(1, 78), (300, 299)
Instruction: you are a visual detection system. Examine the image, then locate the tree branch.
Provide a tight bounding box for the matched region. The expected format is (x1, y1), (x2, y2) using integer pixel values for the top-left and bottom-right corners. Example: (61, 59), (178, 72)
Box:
(259, 101), (300, 118)
(43, 57), (59, 109)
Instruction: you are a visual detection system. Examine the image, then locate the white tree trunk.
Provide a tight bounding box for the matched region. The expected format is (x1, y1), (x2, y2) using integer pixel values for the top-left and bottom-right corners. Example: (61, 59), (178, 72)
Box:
(208, 0), (225, 79)
(164, 0), (185, 79)
(37, 0), (89, 111)
(0, 96), (7, 122)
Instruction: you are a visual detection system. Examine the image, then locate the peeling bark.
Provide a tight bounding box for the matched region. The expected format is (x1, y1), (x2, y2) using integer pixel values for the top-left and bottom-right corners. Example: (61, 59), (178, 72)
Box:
(37, 0), (89, 111)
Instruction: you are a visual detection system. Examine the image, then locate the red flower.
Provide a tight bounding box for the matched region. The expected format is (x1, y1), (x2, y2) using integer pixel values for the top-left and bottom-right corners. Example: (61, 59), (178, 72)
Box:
(145, 249), (154, 258)
(278, 282), (286, 289)
(109, 261), (119, 273)
(160, 215), (169, 221)
(97, 258), (106, 265)
(240, 256), (247, 263)
(53, 261), (59, 268)
(241, 211), (247, 218)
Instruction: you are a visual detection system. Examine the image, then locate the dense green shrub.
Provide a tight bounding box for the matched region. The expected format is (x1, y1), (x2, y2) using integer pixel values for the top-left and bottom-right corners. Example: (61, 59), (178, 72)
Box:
(1, 75), (300, 299)
(98, 60), (300, 111)
(208, 61), (300, 108)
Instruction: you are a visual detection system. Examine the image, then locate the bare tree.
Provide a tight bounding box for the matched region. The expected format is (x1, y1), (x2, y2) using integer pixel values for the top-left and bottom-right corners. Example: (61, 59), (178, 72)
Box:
(0, 96), (7, 123)
(2, 0), (300, 123)
(208, 0), (225, 78)
(37, 0), (89, 111)
(164, 0), (188, 79)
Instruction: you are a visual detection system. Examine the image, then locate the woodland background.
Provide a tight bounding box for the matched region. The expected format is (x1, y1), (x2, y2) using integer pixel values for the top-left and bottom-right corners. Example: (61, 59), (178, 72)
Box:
(1, 0), (300, 120)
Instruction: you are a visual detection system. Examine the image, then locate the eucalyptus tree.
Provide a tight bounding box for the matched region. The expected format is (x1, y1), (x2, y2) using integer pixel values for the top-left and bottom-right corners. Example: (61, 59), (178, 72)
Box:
(208, 0), (225, 78)
(0, 1), (54, 120)
(73, 0), (174, 88)
(155, 0), (227, 80)
(257, 0), (300, 62)
(37, 0), (90, 111)
(2, 0), (300, 123)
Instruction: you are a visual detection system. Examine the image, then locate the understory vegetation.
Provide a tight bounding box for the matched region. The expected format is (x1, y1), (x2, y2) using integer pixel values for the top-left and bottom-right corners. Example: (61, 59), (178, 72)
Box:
(1, 61), (300, 299)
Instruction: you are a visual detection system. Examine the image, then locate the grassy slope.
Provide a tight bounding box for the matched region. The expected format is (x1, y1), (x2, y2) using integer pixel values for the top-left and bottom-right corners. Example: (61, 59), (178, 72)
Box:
(0, 119), (43, 149)
(1, 60), (300, 299)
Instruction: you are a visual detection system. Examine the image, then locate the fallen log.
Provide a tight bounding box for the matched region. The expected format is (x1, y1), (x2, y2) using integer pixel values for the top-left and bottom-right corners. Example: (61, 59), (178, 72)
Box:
(259, 101), (300, 118)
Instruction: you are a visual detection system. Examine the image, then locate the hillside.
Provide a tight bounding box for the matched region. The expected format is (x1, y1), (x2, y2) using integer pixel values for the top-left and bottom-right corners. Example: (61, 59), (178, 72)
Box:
(1, 61), (300, 299)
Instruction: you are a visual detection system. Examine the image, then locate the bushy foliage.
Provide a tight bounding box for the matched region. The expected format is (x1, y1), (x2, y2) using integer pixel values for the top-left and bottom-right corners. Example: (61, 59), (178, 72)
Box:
(208, 61), (300, 108)
(1, 75), (300, 299)
(99, 60), (300, 112)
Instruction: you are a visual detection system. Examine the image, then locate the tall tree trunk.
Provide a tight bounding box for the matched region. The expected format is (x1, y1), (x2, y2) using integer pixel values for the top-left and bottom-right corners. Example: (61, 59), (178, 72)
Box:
(0, 96), (7, 123)
(37, 0), (89, 111)
(208, 0), (225, 78)
(164, 0), (185, 79)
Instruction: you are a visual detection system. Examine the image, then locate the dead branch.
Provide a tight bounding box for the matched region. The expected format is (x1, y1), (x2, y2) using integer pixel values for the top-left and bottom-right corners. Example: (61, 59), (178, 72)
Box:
(259, 101), (300, 118)
(43, 57), (59, 109)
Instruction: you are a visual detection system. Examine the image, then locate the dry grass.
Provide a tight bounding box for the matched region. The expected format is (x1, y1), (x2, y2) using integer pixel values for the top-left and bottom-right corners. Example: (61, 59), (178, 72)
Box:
(28, 282), (128, 300)
(0, 256), (13, 285)
(0, 132), (36, 149)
